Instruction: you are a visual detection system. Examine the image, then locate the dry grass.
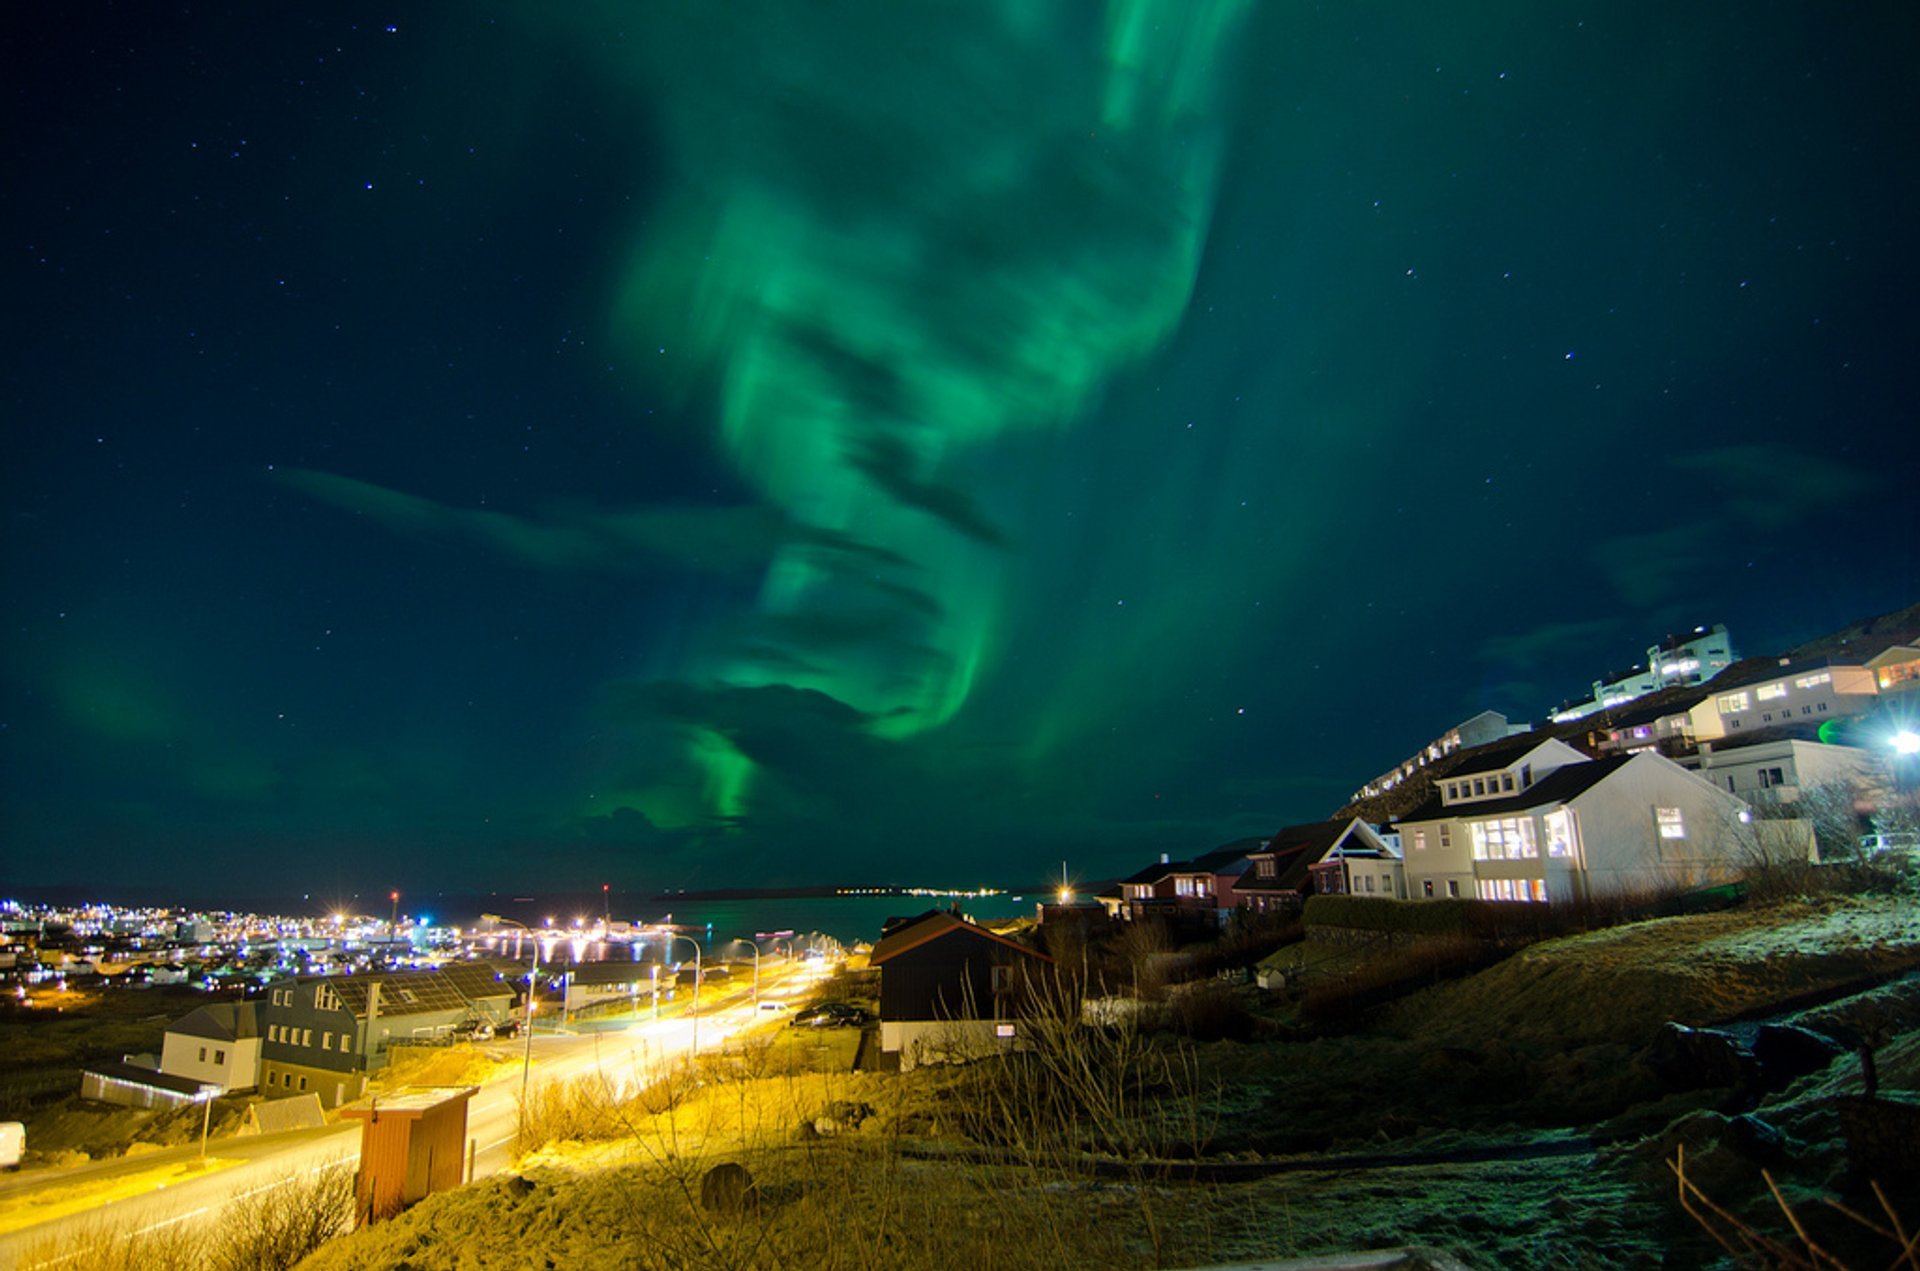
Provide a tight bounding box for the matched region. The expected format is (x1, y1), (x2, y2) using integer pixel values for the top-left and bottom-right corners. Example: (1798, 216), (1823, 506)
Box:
(15, 1165), (352, 1271)
(1387, 894), (1920, 1049)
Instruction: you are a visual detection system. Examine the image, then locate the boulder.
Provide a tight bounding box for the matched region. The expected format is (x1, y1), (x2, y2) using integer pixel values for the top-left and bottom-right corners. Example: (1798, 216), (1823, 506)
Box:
(700, 1161), (757, 1214)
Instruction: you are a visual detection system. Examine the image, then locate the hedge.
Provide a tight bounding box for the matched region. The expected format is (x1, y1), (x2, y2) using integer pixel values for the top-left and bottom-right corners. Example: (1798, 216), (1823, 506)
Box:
(1302, 894), (1560, 941)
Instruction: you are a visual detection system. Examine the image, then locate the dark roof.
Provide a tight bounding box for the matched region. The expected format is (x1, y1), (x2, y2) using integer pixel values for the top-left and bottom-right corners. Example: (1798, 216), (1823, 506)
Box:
(1598, 695), (1703, 730)
(1393, 755), (1634, 824)
(868, 912), (1049, 965)
(84, 1060), (218, 1097)
(1702, 655), (1846, 694)
(1118, 860), (1178, 886)
(167, 1002), (259, 1042)
(286, 966), (513, 1019)
(1232, 845), (1315, 894)
(1261, 818), (1354, 858)
(1175, 845), (1256, 876)
(1440, 733), (1559, 778)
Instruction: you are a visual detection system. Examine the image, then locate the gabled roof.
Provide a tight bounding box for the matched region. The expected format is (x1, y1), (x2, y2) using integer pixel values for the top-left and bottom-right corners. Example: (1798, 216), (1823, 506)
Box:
(1393, 755), (1633, 824)
(1259, 818), (1356, 859)
(868, 912), (1049, 966)
(167, 1001), (258, 1042)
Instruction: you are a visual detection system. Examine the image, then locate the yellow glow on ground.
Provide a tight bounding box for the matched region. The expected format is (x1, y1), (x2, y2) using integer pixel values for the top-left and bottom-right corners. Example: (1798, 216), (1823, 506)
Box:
(0, 1156), (242, 1235)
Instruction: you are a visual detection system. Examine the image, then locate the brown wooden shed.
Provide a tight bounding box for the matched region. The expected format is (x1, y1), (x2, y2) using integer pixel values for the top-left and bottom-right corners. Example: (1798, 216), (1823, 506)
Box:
(339, 1085), (478, 1225)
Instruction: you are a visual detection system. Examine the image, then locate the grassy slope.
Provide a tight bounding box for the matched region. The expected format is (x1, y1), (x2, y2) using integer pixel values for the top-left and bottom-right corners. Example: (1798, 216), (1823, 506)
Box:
(1385, 895), (1920, 1048)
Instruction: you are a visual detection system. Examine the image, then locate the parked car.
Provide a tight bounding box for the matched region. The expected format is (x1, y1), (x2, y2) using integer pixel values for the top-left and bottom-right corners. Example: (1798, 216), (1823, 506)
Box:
(790, 1002), (870, 1028)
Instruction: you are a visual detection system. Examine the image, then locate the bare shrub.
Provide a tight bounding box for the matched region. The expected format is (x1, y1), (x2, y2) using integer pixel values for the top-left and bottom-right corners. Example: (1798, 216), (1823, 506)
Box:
(209, 1164), (354, 1270)
(1669, 1145), (1916, 1269)
(18, 1166), (352, 1271)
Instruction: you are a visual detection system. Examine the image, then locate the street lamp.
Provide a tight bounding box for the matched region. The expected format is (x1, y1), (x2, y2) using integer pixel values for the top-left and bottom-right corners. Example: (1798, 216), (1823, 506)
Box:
(482, 914), (540, 1146)
(195, 1086), (219, 1162)
(724, 939), (760, 1006)
(1894, 729), (1920, 758)
(665, 932), (703, 1055)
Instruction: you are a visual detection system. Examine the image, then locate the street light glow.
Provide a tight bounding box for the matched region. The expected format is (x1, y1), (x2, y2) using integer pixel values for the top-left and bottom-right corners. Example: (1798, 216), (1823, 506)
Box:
(1895, 729), (1920, 757)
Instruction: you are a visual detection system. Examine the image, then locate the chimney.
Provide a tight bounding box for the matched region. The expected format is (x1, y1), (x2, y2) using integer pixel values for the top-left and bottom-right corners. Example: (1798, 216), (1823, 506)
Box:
(366, 981), (382, 1027)
(1160, 852), (1170, 864)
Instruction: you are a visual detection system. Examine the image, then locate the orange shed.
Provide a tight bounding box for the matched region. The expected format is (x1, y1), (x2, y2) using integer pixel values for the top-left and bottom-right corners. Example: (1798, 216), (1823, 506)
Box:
(339, 1084), (478, 1225)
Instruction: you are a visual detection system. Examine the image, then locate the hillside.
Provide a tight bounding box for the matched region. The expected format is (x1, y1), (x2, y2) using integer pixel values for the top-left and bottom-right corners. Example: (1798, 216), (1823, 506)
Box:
(280, 890), (1920, 1271)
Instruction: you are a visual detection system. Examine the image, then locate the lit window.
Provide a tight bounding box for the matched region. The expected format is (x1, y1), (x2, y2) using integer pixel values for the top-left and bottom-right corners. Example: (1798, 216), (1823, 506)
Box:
(994, 1023), (1016, 1039)
(1757, 683), (1787, 701)
(1412, 829), (1427, 851)
(321, 1032), (332, 1051)
(1656, 807), (1686, 839)
(1718, 691), (1751, 712)
(1793, 672), (1830, 689)
(1469, 817), (1538, 860)
(1530, 880), (1548, 902)
(1543, 809), (1576, 859)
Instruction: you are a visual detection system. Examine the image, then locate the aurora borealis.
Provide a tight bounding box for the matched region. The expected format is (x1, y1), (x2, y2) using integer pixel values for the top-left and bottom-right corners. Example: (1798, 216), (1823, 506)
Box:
(5, 4), (1917, 896)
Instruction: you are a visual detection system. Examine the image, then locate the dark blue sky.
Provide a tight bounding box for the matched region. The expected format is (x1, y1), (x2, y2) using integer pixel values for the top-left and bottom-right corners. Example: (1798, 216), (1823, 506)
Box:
(5, 3), (1916, 897)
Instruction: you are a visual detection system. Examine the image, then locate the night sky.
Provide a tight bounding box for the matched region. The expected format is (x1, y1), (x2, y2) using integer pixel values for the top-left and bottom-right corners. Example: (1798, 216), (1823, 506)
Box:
(6, 4), (1917, 897)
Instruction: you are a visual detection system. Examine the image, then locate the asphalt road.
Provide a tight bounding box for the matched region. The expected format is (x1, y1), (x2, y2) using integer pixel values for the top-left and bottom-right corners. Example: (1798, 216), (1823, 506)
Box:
(0, 958), (832, 1271)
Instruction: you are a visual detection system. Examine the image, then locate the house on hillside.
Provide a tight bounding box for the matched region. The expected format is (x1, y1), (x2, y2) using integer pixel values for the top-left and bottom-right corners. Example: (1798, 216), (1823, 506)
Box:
(1689, 659), (1878, 742)
(868, 912), (1052, 1071)
(1589, 696), (1703, 758)
(1110, 846), (1258, 927)
(257, 963), (514, 1107)
(1235, 818), (1401, 913)
(1395, 750), (1757, 904)
(161, 1001), (262, 1092)
(1679, 736), (1882, 807)
(1869, 644), (1920, 694)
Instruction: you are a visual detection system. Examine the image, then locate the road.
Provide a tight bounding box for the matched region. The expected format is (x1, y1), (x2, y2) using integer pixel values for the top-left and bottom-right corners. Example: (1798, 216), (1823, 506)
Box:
(0, 957), (833, 1271)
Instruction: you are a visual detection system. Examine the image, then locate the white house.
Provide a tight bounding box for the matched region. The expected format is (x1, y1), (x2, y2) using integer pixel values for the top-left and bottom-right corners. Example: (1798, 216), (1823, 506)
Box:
(1689, 659), (1878, 742)
(1394, 749), (1758, 904)
(160, 1002), (262, 1092)
(1680, 737), (1882, 807)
